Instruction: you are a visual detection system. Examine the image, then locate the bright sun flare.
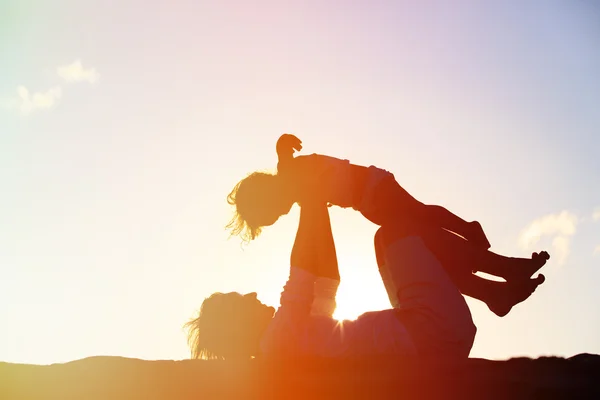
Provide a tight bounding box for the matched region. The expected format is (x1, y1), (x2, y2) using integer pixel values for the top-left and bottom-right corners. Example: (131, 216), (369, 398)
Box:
(332, 275), (389, 321)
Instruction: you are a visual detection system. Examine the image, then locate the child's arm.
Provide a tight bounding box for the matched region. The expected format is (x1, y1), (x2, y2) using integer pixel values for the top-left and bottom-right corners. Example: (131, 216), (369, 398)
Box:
(275, 134), (330, 205)
(276, 134), (303, 173)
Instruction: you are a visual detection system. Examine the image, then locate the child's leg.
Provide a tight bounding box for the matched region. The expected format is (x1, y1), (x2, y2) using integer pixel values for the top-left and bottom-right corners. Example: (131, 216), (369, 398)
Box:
(419, 226), (549, 283)
(351, 164), (489, 248)
(350, 164), (419, 228)
(375, 218), (549, 282)
(450, 271), (545, 317)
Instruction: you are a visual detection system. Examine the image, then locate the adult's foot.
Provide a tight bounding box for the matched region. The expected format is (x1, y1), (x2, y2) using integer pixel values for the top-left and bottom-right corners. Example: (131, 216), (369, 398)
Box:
(487, 274), (546, 317)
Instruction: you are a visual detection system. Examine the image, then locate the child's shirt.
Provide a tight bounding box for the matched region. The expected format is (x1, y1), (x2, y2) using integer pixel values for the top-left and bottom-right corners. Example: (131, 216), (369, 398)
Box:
(281, 154), (394, 219)
(259, 266), (417, 357)
(281, 154), (357, 208)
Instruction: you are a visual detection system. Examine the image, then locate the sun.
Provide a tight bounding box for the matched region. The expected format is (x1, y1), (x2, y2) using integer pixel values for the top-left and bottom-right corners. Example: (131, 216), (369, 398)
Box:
(333, 302), (363, 321)
(331, 272), (390, 321)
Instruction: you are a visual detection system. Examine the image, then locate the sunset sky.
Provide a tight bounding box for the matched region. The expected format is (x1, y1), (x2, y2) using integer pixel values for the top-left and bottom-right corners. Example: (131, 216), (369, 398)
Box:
(1, 0), (599, 364)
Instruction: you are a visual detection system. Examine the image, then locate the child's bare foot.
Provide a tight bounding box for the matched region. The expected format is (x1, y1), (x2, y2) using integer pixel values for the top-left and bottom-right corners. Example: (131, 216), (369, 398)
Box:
(468, 221), (491, 250)
(502, 251), (550, 283)
(487, 274), (545, 317)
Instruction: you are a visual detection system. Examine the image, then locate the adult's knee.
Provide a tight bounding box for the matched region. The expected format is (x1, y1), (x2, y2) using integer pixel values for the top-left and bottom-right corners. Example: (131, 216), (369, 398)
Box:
(453, 308), (477, 358)
(374, 228), (386, 268)
(463, 315), (477, 353)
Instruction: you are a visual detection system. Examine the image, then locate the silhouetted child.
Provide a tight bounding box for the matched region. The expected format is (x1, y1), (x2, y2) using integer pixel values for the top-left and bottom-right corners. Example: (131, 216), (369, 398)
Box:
(228, 134), (487, 242)
(227, 134), (549, 279)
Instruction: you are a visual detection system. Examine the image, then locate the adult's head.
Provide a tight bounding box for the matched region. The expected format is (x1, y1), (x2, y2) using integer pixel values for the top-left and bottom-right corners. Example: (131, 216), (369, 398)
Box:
(185, 292), (275, 359)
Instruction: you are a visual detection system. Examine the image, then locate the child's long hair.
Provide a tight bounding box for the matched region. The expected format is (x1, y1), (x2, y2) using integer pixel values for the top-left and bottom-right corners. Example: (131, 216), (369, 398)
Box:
(226, 171), (277, 242)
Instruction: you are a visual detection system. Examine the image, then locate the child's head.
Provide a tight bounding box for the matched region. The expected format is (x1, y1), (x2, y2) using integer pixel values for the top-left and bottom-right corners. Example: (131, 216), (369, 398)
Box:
(227, 172), (294, 242)
(185, 292), (275, 360)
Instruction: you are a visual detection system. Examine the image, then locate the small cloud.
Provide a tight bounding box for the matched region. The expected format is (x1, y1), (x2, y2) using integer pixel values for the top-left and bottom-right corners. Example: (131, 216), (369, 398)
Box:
(593, 207), (600, 222)
(519, 210), (578, 266)
(6, 86), (63, 116)
(594, 245), (600, 256)
(57, 60), (99, 84)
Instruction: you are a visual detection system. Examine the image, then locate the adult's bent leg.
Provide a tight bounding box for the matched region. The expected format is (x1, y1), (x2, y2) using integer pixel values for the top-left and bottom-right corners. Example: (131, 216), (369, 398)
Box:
(374, 228), (477, 359)
(376, 228), (546, 318)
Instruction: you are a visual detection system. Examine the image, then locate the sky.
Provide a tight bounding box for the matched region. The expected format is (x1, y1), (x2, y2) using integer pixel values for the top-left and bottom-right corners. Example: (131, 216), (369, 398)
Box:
(1, 0), (599, 364)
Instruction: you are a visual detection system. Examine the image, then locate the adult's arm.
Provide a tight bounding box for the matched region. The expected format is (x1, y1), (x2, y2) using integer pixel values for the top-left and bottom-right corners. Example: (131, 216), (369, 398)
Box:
(304, 202), (341, 317)
(283, 201), (340, 320)
(260, 202), (340, 354)
(291, 201), (340, 280)
(277, 201), (337, 316)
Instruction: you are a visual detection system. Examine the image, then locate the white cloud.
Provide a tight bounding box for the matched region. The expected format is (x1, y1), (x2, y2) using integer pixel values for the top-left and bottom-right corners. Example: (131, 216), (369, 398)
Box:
(593, 207), (600, 222)
(57, 60), (99, 84)
(594, 245), (600, 256)
(519, 210), (578, 266)
(2, 60), (97, 116)
(6, 86), (63, 116)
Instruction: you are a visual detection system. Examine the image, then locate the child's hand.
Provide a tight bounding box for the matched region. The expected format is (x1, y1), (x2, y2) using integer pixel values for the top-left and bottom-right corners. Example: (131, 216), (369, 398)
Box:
(276, 134), (303, 161)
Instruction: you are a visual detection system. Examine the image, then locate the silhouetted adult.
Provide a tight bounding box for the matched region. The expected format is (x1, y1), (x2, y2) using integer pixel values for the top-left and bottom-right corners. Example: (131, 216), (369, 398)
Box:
(186, 202), (545, 359)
